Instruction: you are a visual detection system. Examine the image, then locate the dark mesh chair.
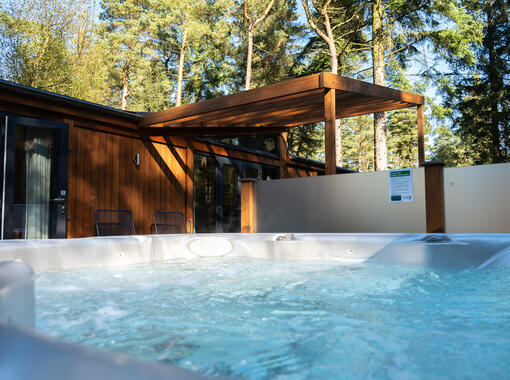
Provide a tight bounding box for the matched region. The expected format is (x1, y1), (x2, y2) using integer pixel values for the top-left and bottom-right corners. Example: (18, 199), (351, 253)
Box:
(94, 209), (135, 236)
(153, 211), (187, 234)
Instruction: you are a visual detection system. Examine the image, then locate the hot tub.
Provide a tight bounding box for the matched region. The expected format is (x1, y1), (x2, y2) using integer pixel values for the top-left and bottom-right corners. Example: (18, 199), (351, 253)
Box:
(1, 233), (510, 379)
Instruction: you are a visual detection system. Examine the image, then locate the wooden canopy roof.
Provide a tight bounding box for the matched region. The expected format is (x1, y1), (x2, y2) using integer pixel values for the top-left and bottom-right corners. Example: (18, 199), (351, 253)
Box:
(139, 72), (424, 132)
(139, 72), (425, 175)
(1, 73), (425, 176)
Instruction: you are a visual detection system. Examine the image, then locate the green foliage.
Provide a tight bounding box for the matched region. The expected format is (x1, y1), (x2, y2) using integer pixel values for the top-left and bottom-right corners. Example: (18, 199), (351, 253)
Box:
(0, 0), (112, 104)
(0, 0), (74, 93)
(430, 124), (474, 167)
(341, 108), (433, 171)
(148, 0), (221, 104)
(287, 124), (325, 161)
(231, 0), (304, 89)
(387, 107), (432, 169)
(381, 0), (484, 70)
(68, 37), (111, 105)
(0, 0), (505, 169)
(442, 0), (509, 165)
(249, 1), (304, 87)
(180, 0), (237, 101)
(298, 0), (370, 76)
(342, 116), (374, 171)
(129, 60), (171, 112)
(99, 0), (160, 109)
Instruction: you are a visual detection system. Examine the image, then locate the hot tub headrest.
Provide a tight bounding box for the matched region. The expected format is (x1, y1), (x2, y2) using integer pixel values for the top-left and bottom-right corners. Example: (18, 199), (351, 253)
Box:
(0, 261), (35, 328)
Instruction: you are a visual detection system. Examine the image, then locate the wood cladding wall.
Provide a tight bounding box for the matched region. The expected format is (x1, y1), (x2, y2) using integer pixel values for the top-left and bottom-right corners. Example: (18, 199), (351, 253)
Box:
(1, 99), (323, 238)
(67, 123), (192, 237)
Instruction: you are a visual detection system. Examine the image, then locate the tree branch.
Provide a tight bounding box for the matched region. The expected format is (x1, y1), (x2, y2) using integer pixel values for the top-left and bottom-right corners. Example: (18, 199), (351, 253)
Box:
(243, 0), (252, 25)
(301, 0), (331, 43)
(252, 0), (276, 28)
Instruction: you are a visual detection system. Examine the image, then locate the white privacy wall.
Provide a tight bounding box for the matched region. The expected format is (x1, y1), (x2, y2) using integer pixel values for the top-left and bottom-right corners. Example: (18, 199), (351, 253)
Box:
(256, 168), (426, 233)
(443, 163), (510, 233)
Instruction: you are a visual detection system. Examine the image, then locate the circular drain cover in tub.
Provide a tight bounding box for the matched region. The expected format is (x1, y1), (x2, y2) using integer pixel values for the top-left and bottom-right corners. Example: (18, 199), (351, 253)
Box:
(188, 237), (233, 257)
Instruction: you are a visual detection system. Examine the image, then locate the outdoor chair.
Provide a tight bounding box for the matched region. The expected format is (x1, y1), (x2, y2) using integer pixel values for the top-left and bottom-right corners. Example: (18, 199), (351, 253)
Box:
(153, 211), (187, 234)
(94, 209), (135, 236)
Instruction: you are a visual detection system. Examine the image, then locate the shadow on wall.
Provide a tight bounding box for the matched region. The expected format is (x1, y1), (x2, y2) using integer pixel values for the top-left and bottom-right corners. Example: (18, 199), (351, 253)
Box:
(69, 126), (192, 237)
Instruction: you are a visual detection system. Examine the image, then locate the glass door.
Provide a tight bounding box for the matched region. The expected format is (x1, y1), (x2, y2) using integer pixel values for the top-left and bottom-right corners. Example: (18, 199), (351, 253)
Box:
(193, 153), (278, 233)
(220, 162), (239, 232)
(193, 154), (217, 233)
(1, 114), (68, 239)
(194, 154), (242, 233)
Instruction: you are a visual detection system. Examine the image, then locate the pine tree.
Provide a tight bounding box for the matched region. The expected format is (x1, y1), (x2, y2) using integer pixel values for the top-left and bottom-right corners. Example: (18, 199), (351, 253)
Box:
(242, 0), (276, 90)
(247, 0), (304, 87)
(182, 0), (237, 102)
(445, 0), (509, 164)
(300, 0), (369, 166)
(100, 0), (156, 110)
(431, 124), (474, 167)
(230, 0), (303, 91)
(366, 0), (483, 170)
(342, 115), (374, 171)
(287, 123), (325, 161)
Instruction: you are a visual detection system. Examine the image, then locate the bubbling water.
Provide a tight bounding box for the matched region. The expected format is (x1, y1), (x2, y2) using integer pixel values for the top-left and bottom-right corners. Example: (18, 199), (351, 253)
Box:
(36, 257), (510, 379)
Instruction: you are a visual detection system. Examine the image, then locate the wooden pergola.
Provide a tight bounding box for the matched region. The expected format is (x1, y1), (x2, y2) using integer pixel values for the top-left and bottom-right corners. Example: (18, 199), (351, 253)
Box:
(139, 72), (425, 175)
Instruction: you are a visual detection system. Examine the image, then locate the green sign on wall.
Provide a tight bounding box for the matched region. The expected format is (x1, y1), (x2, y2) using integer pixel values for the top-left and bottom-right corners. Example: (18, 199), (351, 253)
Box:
(389, 169), (413, 203)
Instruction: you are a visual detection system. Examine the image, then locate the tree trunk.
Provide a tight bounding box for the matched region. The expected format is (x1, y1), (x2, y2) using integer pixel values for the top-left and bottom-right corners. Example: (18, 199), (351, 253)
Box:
(243, 0), (276, 90)
(329, 43), (342, 167)
(245, 27), (253, 90)
(486, 5), (501, 162)
(335, 122), (342, 167)
(324, 21), (342, 168)
(176, 12), (189, 107)
(358, 142), (363, 171)
(372, 0), (388, 170)
(329, 43), (338, 75)
(121, 73), (128, 110)
(327, 44), (342, 166)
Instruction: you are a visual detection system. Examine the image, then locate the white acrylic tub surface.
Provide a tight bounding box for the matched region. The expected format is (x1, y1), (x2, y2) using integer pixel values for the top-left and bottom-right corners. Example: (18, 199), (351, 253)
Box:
(1, 233), (510, 273)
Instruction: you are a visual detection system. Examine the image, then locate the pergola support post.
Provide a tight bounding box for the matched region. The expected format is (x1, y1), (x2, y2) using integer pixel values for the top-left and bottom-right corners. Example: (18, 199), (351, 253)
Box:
(185, 145), (194, 233)
(423, 160), (446, 233)
(240, 179), (257, 233)
(324, 88), (336, 175)
(279, 132), (289, 179)
(417, 105), (425, 166)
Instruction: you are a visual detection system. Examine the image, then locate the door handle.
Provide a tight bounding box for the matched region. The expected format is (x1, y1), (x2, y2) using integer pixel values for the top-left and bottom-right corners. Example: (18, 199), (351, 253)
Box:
(50, 198), (65, 202)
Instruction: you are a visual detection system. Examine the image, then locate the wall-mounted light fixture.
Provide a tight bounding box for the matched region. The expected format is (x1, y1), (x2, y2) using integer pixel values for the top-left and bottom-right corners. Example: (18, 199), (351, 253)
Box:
(133, 153), (140, 168)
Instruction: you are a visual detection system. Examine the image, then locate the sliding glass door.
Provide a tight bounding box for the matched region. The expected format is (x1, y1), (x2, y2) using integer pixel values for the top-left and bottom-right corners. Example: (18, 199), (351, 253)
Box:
(193, 153), (278, 233)
(193, 154), (217, 233)
(1, 114), (68, 239)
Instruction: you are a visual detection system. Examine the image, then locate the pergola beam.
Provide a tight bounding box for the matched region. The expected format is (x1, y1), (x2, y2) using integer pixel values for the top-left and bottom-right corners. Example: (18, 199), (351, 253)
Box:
(320, 72), (424, 105)
(140, 74), (322, 127)
(139, 125), (288, 137)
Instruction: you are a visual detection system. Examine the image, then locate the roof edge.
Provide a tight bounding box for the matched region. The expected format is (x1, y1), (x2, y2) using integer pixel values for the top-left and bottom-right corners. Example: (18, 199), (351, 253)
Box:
(0, 79), (141, 122)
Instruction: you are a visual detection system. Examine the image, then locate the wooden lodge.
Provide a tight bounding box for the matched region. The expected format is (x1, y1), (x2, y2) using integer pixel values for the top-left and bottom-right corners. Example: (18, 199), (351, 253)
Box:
(0, 72), (424, 238)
